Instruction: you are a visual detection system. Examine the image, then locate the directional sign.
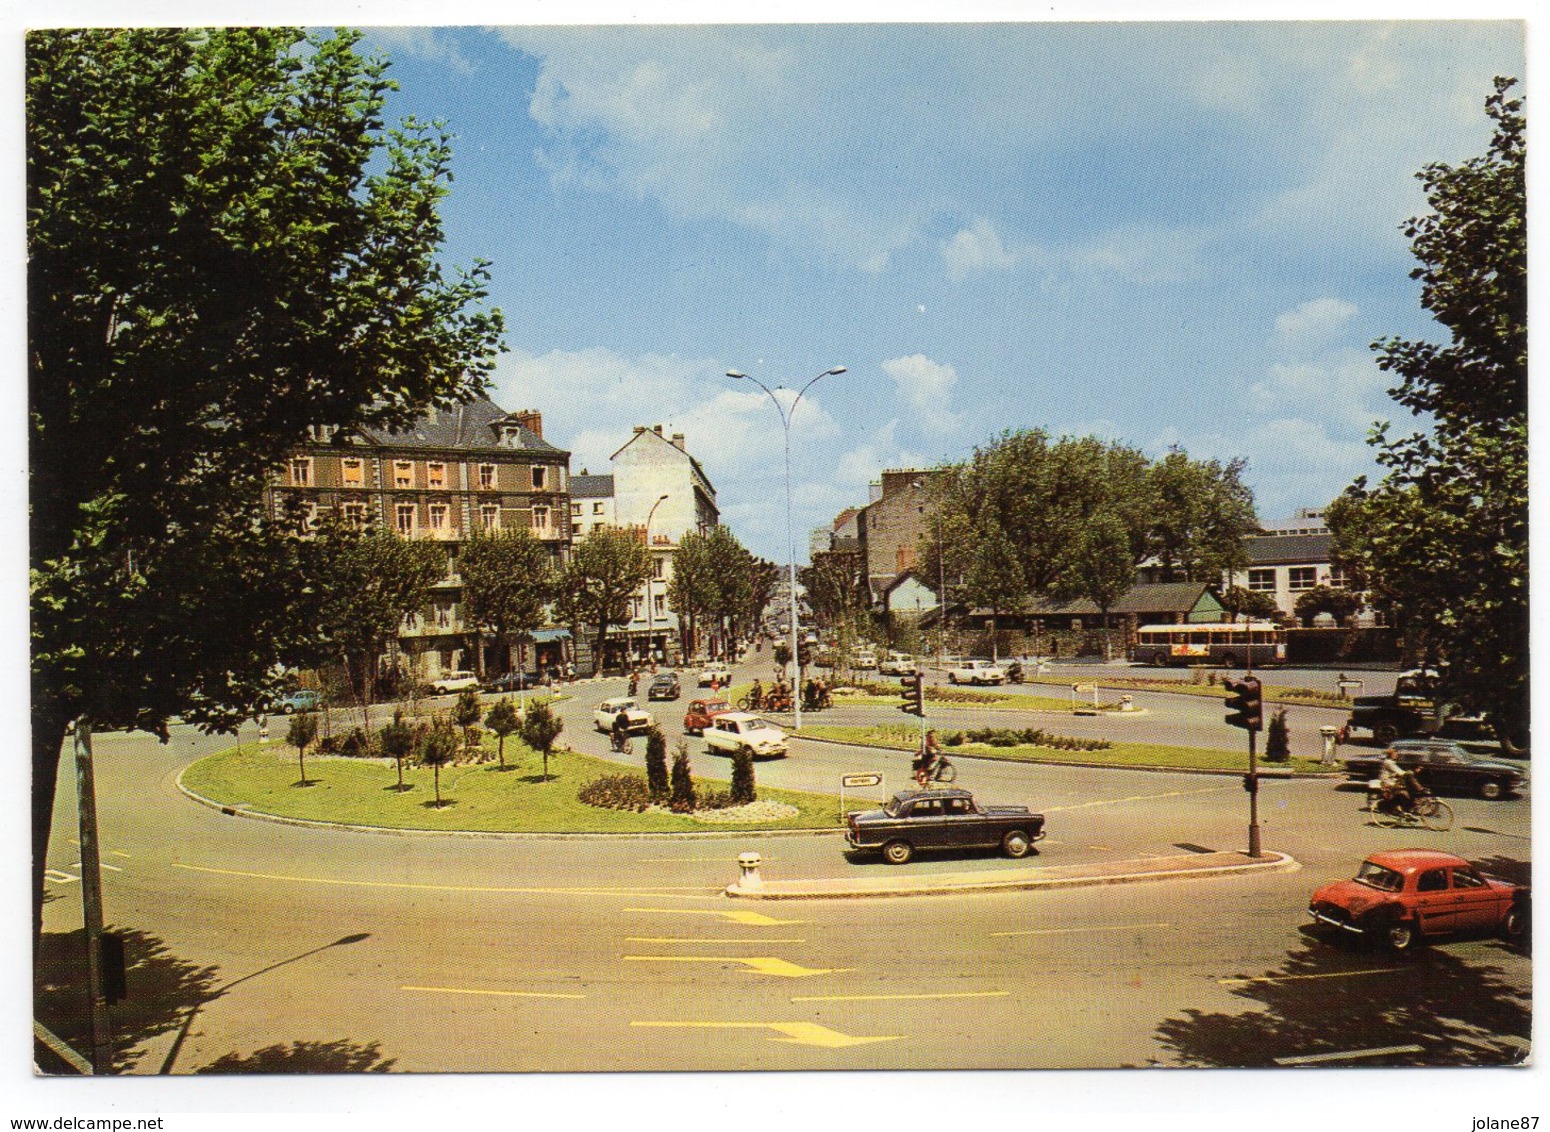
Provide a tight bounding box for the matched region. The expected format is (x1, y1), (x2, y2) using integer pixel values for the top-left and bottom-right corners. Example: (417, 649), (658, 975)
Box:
(842, 773), (883, 788)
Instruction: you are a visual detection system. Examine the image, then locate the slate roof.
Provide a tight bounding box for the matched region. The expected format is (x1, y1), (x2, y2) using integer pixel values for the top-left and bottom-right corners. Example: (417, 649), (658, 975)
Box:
(355, 398), (566, 455)
(570, 474), (616, 499)
(965, 582), (1220, 619)
(1242, 533), (1333, 565)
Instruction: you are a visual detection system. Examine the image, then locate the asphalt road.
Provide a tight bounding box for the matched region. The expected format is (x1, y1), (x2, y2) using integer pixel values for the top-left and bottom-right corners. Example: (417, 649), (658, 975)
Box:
(38, 660), (1529, 1074)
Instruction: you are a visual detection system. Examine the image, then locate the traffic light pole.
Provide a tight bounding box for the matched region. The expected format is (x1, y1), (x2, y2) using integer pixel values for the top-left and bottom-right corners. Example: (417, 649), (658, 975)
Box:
(1246, 728), (1261, 858)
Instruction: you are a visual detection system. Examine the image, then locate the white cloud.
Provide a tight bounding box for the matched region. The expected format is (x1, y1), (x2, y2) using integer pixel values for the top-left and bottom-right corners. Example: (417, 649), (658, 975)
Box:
(941, 219), (1018, 280)
(882, 355), (966, 436)
(1274, 298), (1359, 348)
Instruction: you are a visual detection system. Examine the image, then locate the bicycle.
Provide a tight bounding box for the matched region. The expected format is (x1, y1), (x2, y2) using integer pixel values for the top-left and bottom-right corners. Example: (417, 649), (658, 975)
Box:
(610, 732), (634, 758)
(1366, 789), (1453, 832)
(913, 753), (957, 787)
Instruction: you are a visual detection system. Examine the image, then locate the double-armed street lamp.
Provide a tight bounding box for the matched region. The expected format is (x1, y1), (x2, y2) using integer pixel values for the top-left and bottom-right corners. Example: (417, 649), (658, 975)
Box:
(727, 365), (847, 731)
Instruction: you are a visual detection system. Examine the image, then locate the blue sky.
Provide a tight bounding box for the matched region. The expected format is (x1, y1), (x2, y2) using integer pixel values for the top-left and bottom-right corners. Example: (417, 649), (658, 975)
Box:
(346, 19), (1523, 564)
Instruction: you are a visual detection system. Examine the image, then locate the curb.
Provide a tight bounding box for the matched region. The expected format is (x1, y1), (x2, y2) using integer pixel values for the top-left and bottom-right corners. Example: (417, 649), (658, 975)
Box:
(724, 849), (1301, 900)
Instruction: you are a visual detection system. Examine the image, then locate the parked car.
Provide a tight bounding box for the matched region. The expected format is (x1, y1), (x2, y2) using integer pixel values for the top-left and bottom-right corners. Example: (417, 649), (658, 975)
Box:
(593, 697), (654, 734)
(683, 698), (731, 736)
(878, 653), (917, 677)
(846, 787), (1045, 865)
(427, 671), (480, 695)
(647, 673), (681, 701)
(484, 670), (538, 694)
(853, 651), (878, 670)
(1309, 849), (1529, 952)
(1341, 738), (1525, 800)
(703, 711), (789, 758)
(274, 689), (321, 714)
(948, 659), (1006, 686)
(698, 662), (732, 687)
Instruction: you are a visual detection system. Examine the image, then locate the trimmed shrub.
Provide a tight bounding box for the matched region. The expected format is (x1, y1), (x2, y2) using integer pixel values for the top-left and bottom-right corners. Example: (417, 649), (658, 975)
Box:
(1265, 707), (1291, 762)
(730, 747), (756, 804)
(644, 725), (670, 800)
(670, 744), (696, 813)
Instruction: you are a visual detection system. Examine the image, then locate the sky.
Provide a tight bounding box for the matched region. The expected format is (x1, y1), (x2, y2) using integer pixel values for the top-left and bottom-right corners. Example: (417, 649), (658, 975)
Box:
(335, 18), (1527, 564)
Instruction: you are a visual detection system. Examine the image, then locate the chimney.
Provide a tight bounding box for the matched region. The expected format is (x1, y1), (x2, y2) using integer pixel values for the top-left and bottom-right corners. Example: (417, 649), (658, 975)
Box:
(511, 409), (543, 438)
(671, 432), (686, 451)
(633, 425), (647, 435)
(653, 424), (664, 436)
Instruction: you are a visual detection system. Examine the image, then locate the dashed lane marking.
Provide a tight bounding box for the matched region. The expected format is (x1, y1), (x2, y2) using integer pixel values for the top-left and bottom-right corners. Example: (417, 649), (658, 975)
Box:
(626, 937), (806, 944)
(172, 862), (721, 897)
(631, 1021), (901, 1048)
(403, 984), (586, 1000)
(624, 907), (806, 926)
(624, 956), (850, 978)
(991, 922), (1171, 938)
(1219, 968), (1400, 987)
(45, 869), (79, 885)
(790, 991), (1008, 1002)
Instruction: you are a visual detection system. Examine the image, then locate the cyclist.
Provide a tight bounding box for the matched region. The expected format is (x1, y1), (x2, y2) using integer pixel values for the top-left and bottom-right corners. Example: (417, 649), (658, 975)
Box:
(749, 678), (764, 710)
(1376, 749), (1421, 815)
(611, 708), (632, 754)
(913, 729), (943, 787)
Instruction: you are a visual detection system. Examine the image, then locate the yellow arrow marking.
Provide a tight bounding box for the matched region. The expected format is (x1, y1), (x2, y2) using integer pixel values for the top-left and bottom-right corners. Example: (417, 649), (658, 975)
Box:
(403, 984), (586, 1000)
(991, 922), (1171, 938)
(624, 956), (850, 978)
(624, 907), (806, 926)
(1220, 968), (1400, 987)
(631, 1021), (901, 1048)
(791, 991), (1008, 1002)
(172, 862), (717, 896)
(626, 937), (806, 944)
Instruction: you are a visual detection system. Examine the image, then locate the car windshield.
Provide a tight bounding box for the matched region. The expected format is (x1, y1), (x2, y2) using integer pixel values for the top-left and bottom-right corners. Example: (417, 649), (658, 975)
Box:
(1354, 861), (1405, 892)
(744, 718), (774, 732)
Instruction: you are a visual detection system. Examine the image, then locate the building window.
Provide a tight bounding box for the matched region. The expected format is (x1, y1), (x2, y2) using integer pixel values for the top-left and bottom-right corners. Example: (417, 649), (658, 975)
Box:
(478, 464), (496, 490)
(632, 597), (643, 619)
(302, 502), (320, 530)
(428, 503), (449, 532)
(481, 505), (500, 530)
(395, 503), (416, 535)
(593, 502), (604, 515)
(289, 457), (312, 487)
(403, 611), (419, 631)
(653, 557), (665, 580)
(1327, 565), (1348, 589)
(654, 594), (666, 616)
(1288, 566), (1318, 591)
(341, 458), (364, 487)
(532, 466), (547, 490)
(434, 601), (454, 629)
(1247, 568), (1276, 592)
(394, 461), (414, 489)
(341, 502), (367, 527)
(532, 505), (550, 533)
(571, 502), (582, 516)
(593, 522), (605, 532)
(427, 462), (446, 489)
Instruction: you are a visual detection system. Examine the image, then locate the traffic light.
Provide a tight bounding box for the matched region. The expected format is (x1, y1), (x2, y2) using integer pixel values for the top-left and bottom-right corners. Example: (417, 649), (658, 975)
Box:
(900, 674), (924, 716)
(1224, 676), (1263, 732)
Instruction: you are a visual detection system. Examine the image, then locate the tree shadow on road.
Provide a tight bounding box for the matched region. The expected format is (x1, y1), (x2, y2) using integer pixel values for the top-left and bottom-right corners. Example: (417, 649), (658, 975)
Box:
(35, 925), (221, 1074)
(1150, 931), (1530, 1067)
(195, 1039), (395, 1073)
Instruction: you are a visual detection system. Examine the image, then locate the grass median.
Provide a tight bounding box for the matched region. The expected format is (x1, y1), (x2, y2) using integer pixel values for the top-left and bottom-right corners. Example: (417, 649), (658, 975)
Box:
(798, 723), (1331, 774)
(182, 741), (866, 833)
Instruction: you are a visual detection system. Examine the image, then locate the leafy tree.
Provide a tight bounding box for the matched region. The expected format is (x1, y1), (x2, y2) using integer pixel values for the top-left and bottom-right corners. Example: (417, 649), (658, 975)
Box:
(380, 710), (416, 791)
(669, 743), (696, 813)
(1292, 586), (1363, 628)
(285, 712), (319, 786)
(1146, 449), (1257, 583)
(556, 527), (651, 676)
(746, 558), (781, 642)
(27, 28), (503, 930)
(1328, 78), (1526, 747)
(644, 725), (670, 800)
(420, 718), (458, 807)
(800, 550), (869, 631)
(666, 530), (716, 660)
(1264, 707), (1291, 763)
(452, 688), (483, 757)
(519, 700), (564, 782)
(963, 523), (1026, 660)
(459, 527), (554, 677)
(1057, 512), (1136, 659)
(730, 747), (756, 805)
(1221, 586), (1280, 624)
(484, 698), (520, 770)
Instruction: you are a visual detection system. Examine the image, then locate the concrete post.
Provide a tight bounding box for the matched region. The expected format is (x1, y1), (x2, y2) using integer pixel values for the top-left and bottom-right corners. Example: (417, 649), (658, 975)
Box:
(735, 851), (763, 892)
(1320, 725), (1339, 766)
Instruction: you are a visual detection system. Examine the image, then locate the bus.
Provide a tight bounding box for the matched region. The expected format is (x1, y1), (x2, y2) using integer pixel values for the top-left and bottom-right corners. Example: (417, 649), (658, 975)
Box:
(1130, 621), (1287, 668)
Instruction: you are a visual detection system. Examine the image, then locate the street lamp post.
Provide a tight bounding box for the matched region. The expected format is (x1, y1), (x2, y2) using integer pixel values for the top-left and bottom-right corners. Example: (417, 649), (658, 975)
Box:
(644, 493), (669, 668)
(727, 365), (847, 731)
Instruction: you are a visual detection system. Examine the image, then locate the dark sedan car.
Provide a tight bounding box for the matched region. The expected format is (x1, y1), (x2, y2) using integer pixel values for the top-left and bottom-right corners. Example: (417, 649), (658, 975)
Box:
(1342, 738), (1526, 800)
(484, 670), (539, 694)
(647, 673), (681, 701)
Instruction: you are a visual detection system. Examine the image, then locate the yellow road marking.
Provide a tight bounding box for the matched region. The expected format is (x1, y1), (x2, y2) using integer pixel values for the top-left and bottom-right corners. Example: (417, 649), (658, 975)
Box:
(626, 937), (806, 944)
(624, 956), (850, 978)
(45, 869), (79, 885)
(791, 991), (1008, 1002)
(403, 984), (586, 1000)
(991, 922), (1171, 938)
(172, 862), (718, 896)
(631, 1021), (901, 1048)
(624, 907), (806, 926)
(1219, 968), (1400, 987)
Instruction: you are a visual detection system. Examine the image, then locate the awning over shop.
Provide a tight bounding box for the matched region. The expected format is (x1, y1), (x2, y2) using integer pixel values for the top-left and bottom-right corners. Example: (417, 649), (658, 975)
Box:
(531, 628), (571, 642)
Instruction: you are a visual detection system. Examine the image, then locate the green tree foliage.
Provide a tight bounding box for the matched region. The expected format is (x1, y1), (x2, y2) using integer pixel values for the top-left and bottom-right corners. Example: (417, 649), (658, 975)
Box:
(1146, 449), (1257, 583)
(556, 527), (652, 675)
(380, 709), (416, 790)
(1328, 78), (1526, 745)
(420, 718), (458, 807)
(730, 747), (756, 805)
(285, 712), (319, 786)
(459, 527), (554, 677)
(1291, 586), (1363, 628)
(27, 28), (503, 929)
(1264, 707), (1291, 763)
(1221, 586), (1281, 624)
(519, 700), (564, 782)
(669, 744), (697, 813)
(453, 688), (483, 756)
(483, 698), (520, 770)
(666, 530), (716, 659)
(1058, 512), (1137, 658)
(644, 725), (670, 800)
(800, 550), (869, 631)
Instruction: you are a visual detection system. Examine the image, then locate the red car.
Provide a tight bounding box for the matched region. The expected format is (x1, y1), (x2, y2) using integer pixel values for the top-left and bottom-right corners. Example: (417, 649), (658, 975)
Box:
(1309, 849), (1529, 953)
(682, 697), (731, 737)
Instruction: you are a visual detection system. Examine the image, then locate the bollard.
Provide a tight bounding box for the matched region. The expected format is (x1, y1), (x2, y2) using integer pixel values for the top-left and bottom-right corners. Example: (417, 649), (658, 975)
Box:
(1119, 694), (1134, 712)
(1319, 725), (1339, 766)
(736, 851), (763, 891)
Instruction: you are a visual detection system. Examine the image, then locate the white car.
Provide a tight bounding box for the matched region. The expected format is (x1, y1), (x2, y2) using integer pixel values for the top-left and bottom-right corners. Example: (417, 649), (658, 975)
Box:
(698, 662), (732, 687)
(853, 651), (878, 670)
(704, 712), (789, 758)
(428, 671), (480, 695)
(948, 659), (1006, 686)
(878, 653), (917, 677)
(594, 697), (654, 734)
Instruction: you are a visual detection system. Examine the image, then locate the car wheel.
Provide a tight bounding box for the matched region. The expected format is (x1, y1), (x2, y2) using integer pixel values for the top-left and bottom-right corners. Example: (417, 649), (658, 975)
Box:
(948, 674), (958, 685)
(1002, 830), (1033, 859)
(281, 704), (295, 714)
(1221, 653), (1237, 669)
(883, 840), (913, 865)
(1378, 914), (1420, 953)
(1503, 902), (1530, 945)
(1479, 778), (1505, 801)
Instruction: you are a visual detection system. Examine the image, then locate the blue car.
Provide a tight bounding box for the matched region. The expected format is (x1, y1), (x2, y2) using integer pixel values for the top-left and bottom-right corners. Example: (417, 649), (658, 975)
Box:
(275, 689), (321, 714)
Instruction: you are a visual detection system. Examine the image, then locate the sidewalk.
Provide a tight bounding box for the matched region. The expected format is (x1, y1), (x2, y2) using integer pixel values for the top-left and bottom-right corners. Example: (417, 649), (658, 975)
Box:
(725, 848), (1299, 899)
